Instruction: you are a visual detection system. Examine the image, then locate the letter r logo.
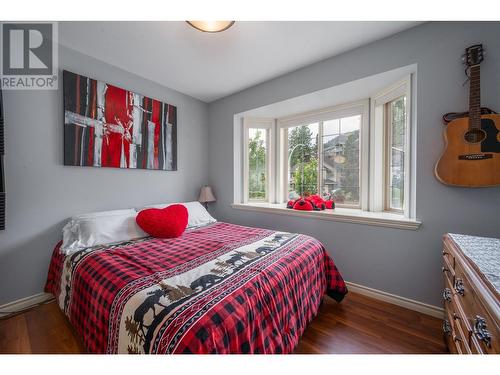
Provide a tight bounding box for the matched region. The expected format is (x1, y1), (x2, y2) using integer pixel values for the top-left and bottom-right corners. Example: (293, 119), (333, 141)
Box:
(2, 23), (53, 75)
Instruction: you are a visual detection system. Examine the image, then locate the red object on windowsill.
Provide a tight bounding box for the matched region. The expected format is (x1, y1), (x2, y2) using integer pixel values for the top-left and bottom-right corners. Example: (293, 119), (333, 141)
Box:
(136, 204), (188, 238)
(287, 195), (335, 211)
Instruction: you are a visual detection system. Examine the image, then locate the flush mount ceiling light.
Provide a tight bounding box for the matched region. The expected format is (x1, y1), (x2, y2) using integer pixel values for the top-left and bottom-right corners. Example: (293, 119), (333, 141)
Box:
(186, 21), (235, 33)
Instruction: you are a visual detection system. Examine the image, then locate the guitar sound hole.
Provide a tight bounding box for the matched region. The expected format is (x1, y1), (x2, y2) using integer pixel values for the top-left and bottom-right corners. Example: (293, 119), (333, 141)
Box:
(464, 128), (486, 144)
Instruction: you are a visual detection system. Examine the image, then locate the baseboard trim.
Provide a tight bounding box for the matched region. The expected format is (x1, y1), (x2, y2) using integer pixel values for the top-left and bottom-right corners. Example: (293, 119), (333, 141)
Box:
(346, 281), (444, 319)
(0, 292), (54, 318)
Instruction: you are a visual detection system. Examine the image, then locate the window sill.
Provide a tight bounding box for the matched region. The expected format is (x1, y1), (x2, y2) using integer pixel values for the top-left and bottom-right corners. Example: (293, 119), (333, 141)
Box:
(231, 203), (421, 230)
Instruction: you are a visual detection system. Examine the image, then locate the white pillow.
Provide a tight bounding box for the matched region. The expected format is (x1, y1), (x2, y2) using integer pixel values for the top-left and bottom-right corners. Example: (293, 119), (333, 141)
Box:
(140, 201), (217, 228)
(61, 209), (147, 255)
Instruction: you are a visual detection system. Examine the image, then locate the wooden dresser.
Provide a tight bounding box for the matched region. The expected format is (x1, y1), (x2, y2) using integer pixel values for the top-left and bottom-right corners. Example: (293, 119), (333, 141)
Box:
(442, 234), (500, 354)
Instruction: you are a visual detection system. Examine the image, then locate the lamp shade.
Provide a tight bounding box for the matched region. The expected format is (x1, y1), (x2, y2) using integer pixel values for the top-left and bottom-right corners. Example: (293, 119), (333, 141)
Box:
(199, 185), (216, 203)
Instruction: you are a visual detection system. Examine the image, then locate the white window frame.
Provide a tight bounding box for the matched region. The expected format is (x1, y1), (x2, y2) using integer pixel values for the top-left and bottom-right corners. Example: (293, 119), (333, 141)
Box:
(242, 118), (275, 204)
(370, 76), (412, 218)
(236, 74), (417, 228)
(277, 100), (369, 209)
(384, 96), (405, 214)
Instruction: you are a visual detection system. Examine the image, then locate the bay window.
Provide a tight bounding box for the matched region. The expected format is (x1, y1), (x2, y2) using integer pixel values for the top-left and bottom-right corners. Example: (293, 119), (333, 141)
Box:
(236, 75), (417, 227)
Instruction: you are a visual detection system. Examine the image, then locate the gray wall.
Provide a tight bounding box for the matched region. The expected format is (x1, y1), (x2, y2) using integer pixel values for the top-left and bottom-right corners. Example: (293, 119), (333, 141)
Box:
(0, 45), (209, 304)
(207, 22), (500, 307)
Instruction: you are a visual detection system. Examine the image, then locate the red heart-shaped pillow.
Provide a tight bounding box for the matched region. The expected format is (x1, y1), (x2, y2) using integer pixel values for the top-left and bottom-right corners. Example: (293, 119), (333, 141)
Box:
(136, 204), (188, 238)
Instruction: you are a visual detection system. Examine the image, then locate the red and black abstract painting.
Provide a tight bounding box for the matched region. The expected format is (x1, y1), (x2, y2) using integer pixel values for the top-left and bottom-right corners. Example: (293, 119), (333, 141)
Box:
(63, 70), (177, 170)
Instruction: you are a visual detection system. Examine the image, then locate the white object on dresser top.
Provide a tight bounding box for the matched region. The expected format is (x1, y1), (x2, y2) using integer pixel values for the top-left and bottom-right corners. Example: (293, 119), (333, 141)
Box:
(449, 233), (500, 293)
(140, 201), (217, 228)
(61, 208), (147, 255)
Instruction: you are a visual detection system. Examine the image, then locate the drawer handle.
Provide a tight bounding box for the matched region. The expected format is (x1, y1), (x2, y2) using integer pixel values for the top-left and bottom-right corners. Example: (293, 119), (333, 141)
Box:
(454, 278), (465, 295)
(442, 288), (452, 302)
(442, 266), (451, 274)
(442, 319), (452, 335)
(474, 315), (492, 348)
(453, 334), (462, 343)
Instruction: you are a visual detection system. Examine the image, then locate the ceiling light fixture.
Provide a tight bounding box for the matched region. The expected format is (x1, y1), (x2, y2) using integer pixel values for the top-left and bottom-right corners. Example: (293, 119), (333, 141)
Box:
(186, 21), (235, 33)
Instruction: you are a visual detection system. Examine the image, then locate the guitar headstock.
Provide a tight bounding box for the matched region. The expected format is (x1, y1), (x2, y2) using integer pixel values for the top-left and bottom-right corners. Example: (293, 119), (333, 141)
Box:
(463, 44), (484, 67)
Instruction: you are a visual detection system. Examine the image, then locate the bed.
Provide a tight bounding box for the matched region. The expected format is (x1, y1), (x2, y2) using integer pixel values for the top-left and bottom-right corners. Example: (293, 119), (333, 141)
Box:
(45, 221), (347, 354)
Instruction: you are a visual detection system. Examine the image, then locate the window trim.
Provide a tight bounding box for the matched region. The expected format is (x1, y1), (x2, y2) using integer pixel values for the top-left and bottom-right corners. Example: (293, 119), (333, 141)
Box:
(231, 202), (421, 231)
(384, 96), (405, 214)
(242, 118), (275, 204)
(276, 100), (369, 209)
(370, 76), (412, 218)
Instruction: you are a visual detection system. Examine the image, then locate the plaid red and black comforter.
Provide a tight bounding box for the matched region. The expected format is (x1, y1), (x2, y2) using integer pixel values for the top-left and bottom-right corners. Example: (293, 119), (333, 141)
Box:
(45, 222), (347, 354)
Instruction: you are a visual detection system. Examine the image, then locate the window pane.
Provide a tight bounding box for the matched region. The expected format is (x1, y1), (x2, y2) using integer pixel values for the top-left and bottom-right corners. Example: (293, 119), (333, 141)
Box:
(389, 97), (406, 211)
(248, 128), (267, 200)
(321, 115), (361, 206)
(287, 123), (319, 199)
(323, 119), (339, 136)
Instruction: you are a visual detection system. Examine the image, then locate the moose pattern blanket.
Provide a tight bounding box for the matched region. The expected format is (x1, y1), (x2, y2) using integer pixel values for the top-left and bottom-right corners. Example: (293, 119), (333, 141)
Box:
(45, 222), (347, 354)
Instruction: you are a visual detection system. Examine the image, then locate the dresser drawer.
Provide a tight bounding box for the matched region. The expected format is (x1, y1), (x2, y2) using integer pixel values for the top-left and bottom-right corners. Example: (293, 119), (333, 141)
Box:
(452, 314), (472, 354)
(443, 274), (473, 352)
(442, 266), (454, 304)
(442, 257), (455, 281)
(453, 260), (499, 354)
(442, 242), (456, 270)
(451, 295), (472, 346)
(443, 318), (458, 354)
(470, 335), (485, 354)
(442, 234), (499, 354)
(443, 313), (471, 354)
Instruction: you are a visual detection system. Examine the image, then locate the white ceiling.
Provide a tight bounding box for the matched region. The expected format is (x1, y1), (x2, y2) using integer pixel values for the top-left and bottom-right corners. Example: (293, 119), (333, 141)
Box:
(59, 21), (421, 103)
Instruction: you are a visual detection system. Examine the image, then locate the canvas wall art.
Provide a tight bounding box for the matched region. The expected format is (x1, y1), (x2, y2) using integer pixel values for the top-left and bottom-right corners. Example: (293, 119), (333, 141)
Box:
(63, 70), (177, 170)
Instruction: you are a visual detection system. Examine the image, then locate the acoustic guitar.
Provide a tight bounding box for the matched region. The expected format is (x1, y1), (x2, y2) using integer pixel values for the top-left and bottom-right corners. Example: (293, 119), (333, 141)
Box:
(435, 44), (500, 187)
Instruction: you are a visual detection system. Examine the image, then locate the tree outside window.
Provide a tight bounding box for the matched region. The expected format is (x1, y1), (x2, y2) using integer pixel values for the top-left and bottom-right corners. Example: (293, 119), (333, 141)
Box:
(248, 129), (267, 200)
(287, 124), (318, 198)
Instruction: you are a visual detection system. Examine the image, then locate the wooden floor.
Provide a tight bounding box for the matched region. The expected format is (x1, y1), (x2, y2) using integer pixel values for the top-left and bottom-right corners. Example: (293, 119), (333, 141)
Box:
(295, 292), (447, 354)
(0, 292), (447, 354)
